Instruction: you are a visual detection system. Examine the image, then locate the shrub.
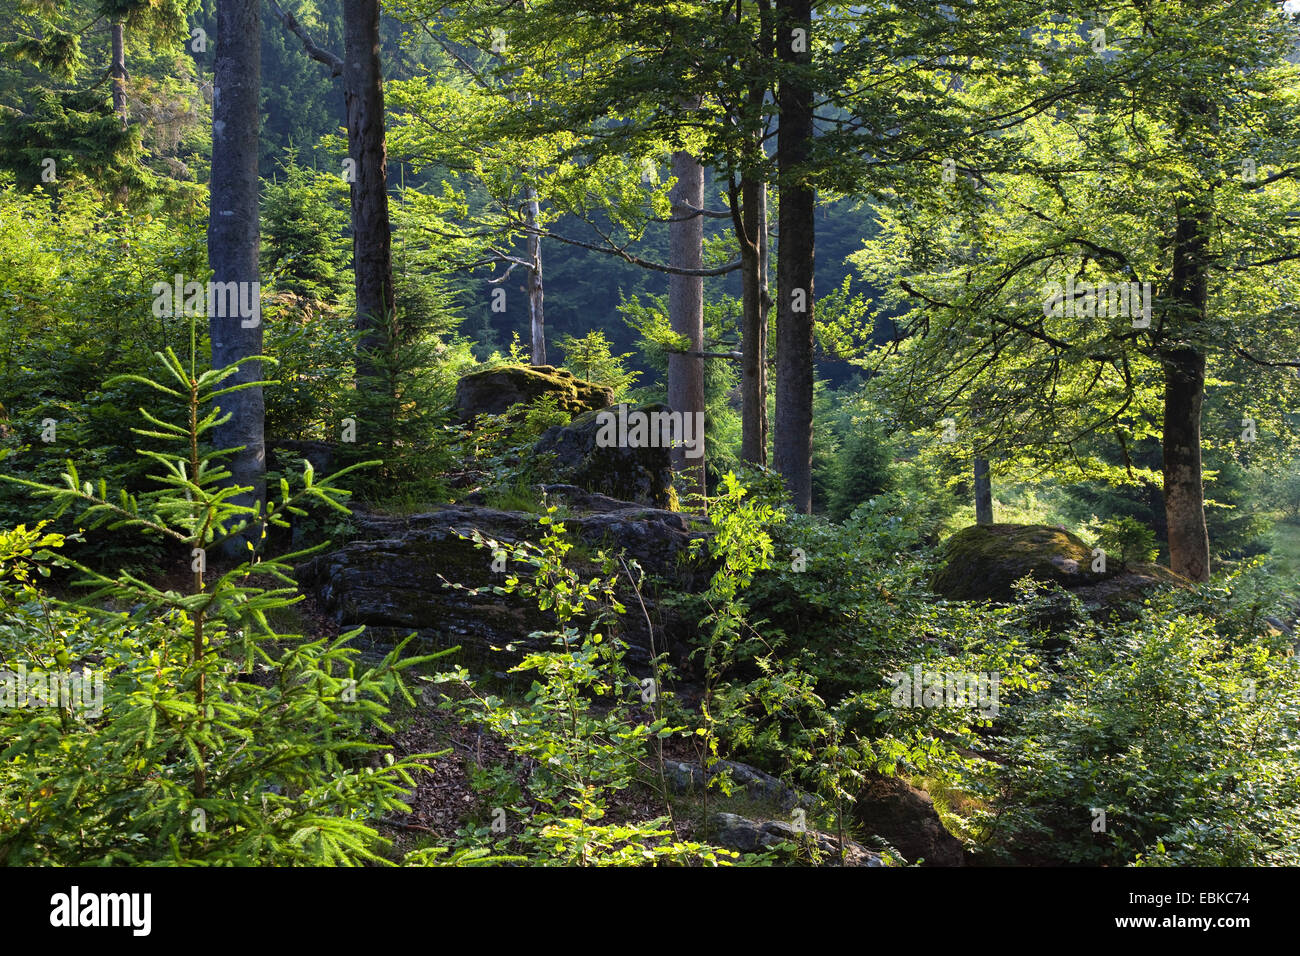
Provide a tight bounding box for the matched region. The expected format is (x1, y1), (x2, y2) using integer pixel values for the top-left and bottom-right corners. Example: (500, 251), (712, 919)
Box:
(430, 512), (733, 866)
(1095, 515), (1158, 569)
(0, 330), (445, 865)
(975, 585), (1300, 866)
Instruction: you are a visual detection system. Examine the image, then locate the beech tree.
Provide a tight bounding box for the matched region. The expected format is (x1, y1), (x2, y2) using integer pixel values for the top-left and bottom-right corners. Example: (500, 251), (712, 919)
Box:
(854, 1), (1300, 579)
(668, 145), (708, 496)
(773, 0), (815, 512)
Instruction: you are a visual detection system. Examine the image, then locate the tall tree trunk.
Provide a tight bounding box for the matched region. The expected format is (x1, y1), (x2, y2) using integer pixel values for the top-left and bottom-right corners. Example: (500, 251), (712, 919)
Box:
(1162, 349), (1209, 580)
(1161, 199), (1212, 582)
(343, 0), (395, 386)
(974, 457), (993, 525)
(110, 21), (128, 127)
(669, 148), (707, 499)
(774, 0), (815, 513)
(740, 172), (769, 465)
(739, 0), (773, 466)
(208, 0), (263, 553)
(524, 185), (546, 365)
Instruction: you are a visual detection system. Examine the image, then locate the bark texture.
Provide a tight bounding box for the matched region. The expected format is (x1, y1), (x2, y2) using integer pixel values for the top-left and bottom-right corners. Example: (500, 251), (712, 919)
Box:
(974, 457), (993, 525)
(524, 185), (546, 364)
(669, 149), (707, 499)
(774, 0), (815, 513)
(740, 173), (770, 465)
(1160, 198), (1212, 582)
(208, 0), (264, 549)
(343, 0), (395, 378)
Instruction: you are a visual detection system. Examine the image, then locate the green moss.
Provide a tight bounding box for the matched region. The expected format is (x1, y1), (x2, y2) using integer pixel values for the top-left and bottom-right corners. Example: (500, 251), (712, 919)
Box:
(931, 523), (1109, 601)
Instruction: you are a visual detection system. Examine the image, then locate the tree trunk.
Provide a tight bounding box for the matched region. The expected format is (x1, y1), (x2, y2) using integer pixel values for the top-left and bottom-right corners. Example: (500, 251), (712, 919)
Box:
(343, 0), (395, 384)
(774, 0), (815, 513)
(110, 21), (128, 127)
(669, 149), (707, 499)
(974, 457), (993, 525)
(740, 172), (769, 465)
(208, 0), (264, 554)
(1160, 197), (1212, 582)
(524, 185), (546, 365)
(1162, 348), (1210, 580)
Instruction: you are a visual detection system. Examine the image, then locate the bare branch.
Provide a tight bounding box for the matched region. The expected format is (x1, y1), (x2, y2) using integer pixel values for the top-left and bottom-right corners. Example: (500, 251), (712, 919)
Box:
(268, 0), (343, 77)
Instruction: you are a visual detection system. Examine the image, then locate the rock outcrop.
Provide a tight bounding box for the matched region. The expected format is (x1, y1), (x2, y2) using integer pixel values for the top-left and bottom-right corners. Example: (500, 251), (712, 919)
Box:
(454, 365), (613, 423)
(851, 774), (968, 867)
(532, 403), (676, 509)
(670, 760), (963, 865)
(708, 812), (884, 866)
(295, 487), (710, 668)
(664, 759), (814, 812)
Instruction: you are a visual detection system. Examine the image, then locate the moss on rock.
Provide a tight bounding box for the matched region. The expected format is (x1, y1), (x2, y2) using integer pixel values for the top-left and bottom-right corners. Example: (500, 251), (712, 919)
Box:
(454, 364), (614, 423)
(531, 403), (676, 509)
(931, 523), (1112, 601)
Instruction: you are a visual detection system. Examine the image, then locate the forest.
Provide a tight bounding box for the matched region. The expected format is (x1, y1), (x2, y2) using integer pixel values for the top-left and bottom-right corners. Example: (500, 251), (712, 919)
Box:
(0, 0), (1299, 880)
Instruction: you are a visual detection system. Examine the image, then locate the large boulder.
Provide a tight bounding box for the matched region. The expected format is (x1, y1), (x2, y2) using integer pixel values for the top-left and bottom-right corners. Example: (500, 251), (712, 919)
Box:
(532, 403), (676, 509)
(454, 365), (613, 423)
(851, 774), (968, 866)
(931, 522), (1188, 609)
(931, 523), (1110, 601)
(295, 487), (710, 669)
(1068, 563), (1190, 615)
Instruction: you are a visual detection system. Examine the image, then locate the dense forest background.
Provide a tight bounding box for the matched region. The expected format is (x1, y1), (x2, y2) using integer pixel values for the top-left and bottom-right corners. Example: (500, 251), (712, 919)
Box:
(2, 0), (1300, 870)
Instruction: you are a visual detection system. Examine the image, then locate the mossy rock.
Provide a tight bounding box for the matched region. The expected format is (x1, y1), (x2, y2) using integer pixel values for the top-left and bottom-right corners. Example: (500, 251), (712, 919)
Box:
(454, 364), (614, 423)
(531, 402), (677, 509)
(931, 523), (1113, 601)
(294, 501), (711, 669)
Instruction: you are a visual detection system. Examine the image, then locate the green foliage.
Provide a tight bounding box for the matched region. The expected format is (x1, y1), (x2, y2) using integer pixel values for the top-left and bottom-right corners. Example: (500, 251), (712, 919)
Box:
(1094, 516), (1159, 570)
(261, 294), (357, 444)
(431, 511), (734, 865)
(0, 181), (207, 570)
(621, 292), (741, 479)
(0, 329), (446, 865)
(555, 329), (639, 398)
(0, 0), (206, 202)
(261, 157), (351, 301)
(1060, 437), (1270, 561)
(342, 287), (477, 504)
(976, 576), (1300, 866)
(1263, 463), (1300, 523)
(828, 408), (894, 523)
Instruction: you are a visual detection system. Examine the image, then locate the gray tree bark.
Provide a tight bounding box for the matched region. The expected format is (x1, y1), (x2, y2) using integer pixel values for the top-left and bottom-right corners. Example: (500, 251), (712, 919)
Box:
(343, 0), (395, 386)
(669, 148), (707, 500)
(208, 0), (264, 553)
(740, 173), (770, 465)
(774, 0), (815, 513)
(974, 457), (993, 525)
(524, 185), (546, 364)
